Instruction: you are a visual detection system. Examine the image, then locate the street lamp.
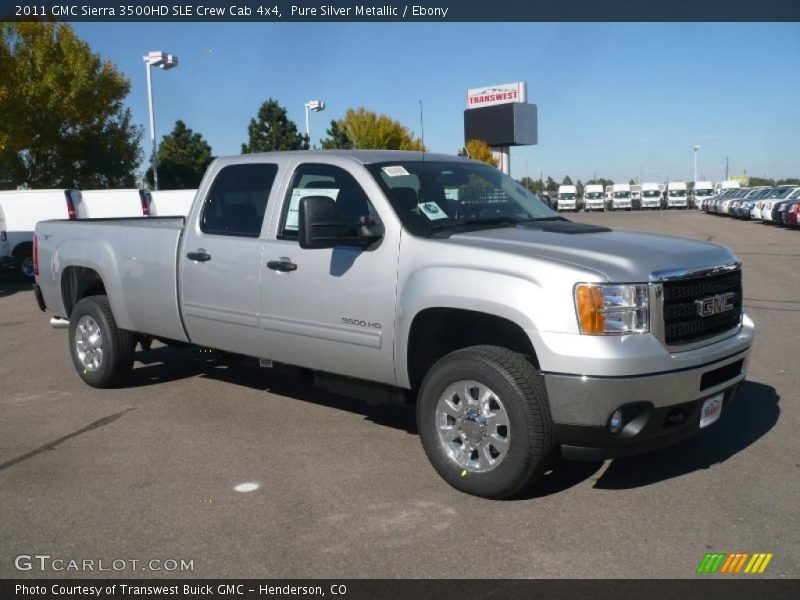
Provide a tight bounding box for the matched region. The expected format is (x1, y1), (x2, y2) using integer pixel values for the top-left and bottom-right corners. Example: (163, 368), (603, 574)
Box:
(693, 145), (700, 184)
(304, 100), (326, 144)
(144, 50), (178, 190)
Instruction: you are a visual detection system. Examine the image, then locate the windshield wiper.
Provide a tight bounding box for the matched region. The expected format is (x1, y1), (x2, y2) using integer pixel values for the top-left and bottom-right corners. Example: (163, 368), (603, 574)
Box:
(426, 217), (522, 235)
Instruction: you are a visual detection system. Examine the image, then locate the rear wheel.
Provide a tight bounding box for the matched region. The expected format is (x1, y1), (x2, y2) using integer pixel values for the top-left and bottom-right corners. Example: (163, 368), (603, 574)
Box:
(68, 295), (136, 388)
(14, 246), (34, 282)
(417, 346), (554, 499)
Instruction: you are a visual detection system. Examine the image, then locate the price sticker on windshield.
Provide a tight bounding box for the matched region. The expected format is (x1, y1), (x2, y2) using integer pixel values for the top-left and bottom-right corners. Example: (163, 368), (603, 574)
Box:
(382, 165), (411, 177)
(417, 202), (448, 220)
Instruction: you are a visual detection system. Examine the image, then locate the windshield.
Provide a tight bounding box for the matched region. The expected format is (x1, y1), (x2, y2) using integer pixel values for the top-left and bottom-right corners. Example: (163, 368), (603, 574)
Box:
(367, 160), (558, 236)
(613, 191), (630, 198)
(585, 192), (603, 199)
(770, 187), (797, 199)
(668, 189), (687, 196)
(642, 190), (660, 197)
(695, 189), (713, 196)
(559, 193), (576, 200)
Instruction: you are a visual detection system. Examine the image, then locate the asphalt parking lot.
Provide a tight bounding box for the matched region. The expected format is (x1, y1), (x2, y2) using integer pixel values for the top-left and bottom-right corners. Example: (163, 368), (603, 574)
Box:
(1, 210), (798, 579)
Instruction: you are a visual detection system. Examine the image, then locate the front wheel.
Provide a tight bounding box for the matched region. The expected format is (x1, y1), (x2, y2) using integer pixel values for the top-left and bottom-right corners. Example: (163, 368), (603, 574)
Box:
(68, 295), (136, 388)
(15, 249), (34, 282)
(417, 346), (554, 499)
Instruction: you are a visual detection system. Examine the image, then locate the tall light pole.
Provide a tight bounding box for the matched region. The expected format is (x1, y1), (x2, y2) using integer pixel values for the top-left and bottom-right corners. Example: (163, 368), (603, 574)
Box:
(143, 50), (178, 190)
(693, 145), (700, 184)
(304, 100), (326, 145)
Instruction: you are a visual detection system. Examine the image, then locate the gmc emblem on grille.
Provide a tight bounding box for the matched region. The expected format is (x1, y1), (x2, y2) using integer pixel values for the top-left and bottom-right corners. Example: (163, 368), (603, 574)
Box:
(695, 292), (735, 318)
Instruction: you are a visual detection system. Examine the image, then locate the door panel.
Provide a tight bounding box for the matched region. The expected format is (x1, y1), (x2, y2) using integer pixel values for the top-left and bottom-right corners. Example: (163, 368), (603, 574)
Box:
(180, 162), (279, 355)
(260, 162), (399, 385)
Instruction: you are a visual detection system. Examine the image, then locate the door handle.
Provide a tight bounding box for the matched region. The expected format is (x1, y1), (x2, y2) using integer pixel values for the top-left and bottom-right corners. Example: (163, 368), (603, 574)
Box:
(267, 259), (297, 272)
(186, 250), (211, 262)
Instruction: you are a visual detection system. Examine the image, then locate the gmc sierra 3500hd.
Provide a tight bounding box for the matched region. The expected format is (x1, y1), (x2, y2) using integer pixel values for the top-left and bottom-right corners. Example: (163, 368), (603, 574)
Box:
(33, 151), (754, 498)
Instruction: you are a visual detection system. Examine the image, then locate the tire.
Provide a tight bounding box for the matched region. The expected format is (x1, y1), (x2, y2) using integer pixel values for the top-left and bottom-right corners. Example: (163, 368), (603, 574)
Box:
(68, 295), (136, 388)
(417, 345), (554, 499)
(14, 247), (34, 282)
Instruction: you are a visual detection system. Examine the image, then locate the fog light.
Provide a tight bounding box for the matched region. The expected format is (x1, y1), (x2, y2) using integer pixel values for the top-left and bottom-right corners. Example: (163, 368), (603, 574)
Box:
(609, 409), (623, 434)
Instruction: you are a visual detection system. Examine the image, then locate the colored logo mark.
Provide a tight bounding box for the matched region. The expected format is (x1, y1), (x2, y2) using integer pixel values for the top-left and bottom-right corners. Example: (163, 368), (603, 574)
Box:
(696, 552), (773, 574)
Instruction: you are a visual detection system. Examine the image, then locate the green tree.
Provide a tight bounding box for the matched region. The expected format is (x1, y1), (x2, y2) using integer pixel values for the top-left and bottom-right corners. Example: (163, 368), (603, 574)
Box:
(465, 139), (497, 167)
(0, 22), (142, 189)
(144, 120), (213, 189)
(332, 107), (425, 151)
(545, 176), (558, 191)
(777, 177), (800, 186)
(561, 175), (574, 186)
(319, 119), (353, 149)
(629, 179), (636, 185)
(241, 98), (309, 153)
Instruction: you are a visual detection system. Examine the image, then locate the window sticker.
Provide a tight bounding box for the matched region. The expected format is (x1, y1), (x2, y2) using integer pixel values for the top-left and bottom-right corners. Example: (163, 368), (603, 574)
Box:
(417, 201), (448, 220)
(284, 187), (340, 231)
(382, 165), (411, 177)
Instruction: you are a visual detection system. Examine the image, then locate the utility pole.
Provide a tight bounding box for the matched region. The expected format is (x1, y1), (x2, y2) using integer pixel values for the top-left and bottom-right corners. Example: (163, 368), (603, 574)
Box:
(725, 156), (729, 181)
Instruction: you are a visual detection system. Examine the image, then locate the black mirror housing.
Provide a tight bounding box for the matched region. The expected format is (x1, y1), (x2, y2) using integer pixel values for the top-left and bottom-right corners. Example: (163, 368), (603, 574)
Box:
(299, 196), (338, 249)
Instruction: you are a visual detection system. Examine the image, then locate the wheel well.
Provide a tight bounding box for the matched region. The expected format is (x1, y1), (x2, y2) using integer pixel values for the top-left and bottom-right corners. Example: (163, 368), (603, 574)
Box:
(61, 267), (107, 317)
(13, 241), (32, 258)
(406, 308), (537, 389)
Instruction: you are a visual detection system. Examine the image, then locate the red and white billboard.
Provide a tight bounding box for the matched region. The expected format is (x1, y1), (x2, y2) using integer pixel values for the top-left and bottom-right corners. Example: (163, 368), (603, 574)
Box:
(466, 82), (527, 109)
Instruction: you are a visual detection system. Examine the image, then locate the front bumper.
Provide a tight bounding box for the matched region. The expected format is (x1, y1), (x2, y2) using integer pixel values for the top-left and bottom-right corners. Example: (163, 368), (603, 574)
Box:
(544, 347), (750, 460)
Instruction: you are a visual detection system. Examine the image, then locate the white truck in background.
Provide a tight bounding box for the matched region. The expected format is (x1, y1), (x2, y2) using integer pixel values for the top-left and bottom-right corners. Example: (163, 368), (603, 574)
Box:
(608, 183), (632, 211)
(630, 185), (642, 210)
(0, 188), (149, 281)
(556, 184), (578, 211)
(640, 183), (662, 209)
(666, 181), (689, 209)
(148, 190), (197, 216)
(0, 190), (82, 280)
(583, 184), (605, 211)
(714, 181), (741, 195)
(693, 181), (715, 209)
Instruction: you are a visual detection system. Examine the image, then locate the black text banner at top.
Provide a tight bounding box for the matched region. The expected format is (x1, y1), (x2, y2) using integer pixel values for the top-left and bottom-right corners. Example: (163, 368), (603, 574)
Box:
(4, 0), (800, 22)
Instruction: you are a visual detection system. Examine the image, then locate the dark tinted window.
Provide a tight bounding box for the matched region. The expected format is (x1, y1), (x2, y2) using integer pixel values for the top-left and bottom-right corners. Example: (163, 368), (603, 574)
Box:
(280, 163), (377, 238)
(201, 163), (278, 237)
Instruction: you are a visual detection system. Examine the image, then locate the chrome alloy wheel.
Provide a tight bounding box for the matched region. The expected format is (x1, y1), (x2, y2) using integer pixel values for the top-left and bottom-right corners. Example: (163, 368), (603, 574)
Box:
(75, 315), (103, 372)
(435, 380), (510, 473)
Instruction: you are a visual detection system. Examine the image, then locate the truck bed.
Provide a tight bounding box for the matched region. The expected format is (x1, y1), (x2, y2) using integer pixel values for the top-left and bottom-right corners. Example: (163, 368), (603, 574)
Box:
(35, 217), (189, 343)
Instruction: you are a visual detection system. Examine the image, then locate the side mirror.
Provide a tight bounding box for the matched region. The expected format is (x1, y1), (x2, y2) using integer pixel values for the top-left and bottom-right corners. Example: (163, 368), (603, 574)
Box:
(299, 196), (338, 249)
(298, 196), (384, 250)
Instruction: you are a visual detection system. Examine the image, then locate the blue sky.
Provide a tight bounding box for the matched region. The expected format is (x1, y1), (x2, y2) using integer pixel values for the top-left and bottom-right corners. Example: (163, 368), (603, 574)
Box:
(73, 22), (800, 182)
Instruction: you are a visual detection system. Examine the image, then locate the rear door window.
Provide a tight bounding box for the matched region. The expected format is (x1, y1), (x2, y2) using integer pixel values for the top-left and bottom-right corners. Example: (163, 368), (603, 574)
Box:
(200, 163), (279, 237)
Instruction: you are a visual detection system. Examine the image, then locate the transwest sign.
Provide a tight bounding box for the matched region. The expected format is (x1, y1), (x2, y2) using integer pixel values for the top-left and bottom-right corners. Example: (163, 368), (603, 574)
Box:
(466, 82), (527, 109)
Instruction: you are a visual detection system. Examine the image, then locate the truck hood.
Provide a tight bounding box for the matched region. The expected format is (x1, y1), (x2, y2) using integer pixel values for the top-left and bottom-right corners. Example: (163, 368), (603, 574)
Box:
(446, 225), (737, 282)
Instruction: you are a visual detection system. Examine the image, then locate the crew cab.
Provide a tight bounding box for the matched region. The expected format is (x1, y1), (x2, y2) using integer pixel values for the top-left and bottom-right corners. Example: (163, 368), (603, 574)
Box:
(33, 151), (754, 499)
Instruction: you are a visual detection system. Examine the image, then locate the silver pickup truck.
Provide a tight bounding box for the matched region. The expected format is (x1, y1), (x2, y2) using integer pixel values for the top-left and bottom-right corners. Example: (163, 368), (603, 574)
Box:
(33, 151), (754, 498)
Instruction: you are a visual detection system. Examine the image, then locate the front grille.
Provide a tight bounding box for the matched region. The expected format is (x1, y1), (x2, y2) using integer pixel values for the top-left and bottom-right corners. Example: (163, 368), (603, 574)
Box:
(662, 269), (742, 345)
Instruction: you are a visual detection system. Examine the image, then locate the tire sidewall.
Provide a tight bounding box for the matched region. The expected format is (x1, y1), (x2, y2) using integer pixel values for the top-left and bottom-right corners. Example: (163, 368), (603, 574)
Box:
(68, 298), (118, 387)
(418, 353), (541, 498)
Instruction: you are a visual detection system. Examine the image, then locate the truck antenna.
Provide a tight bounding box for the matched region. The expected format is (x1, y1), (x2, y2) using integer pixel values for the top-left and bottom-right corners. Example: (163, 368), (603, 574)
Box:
(419, 99), (426, 203)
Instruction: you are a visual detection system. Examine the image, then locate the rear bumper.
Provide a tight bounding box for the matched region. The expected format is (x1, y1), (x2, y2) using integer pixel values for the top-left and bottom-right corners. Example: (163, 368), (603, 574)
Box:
(544, 345), (750, 460)
(0, 255), (15, 268)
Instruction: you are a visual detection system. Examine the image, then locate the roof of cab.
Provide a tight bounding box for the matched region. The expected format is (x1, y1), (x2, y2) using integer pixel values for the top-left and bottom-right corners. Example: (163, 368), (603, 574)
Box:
(214, 149), (469, 166)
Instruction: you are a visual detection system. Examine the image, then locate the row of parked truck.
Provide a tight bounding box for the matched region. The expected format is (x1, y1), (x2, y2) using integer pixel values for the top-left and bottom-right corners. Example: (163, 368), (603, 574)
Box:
(702, 184), (800, 228)
(551, 181), (741, 212)
(0, 188), (196, 280)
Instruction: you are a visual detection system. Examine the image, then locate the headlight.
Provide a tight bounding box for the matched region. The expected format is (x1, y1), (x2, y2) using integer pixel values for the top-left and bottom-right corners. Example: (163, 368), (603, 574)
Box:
(575, 283), (649, 335)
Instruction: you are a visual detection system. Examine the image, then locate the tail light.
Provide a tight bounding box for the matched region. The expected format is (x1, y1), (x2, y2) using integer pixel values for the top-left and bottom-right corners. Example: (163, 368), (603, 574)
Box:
(33, 234), (39, 276)
(139, 190), (151, 216)
(65, 190), (78, 220)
